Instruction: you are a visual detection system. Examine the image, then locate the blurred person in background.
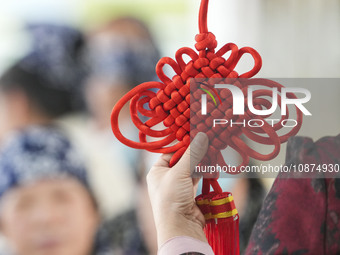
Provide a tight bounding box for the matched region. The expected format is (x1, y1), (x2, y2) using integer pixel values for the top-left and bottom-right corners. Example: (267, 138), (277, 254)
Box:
(0, 23), (86, 145)
(85, 16), (160, 131)
(73, 16), (160, 218)
(76, 16), (162, 254)
(0, 23), (119, 225)
(0, 126), (112, 255)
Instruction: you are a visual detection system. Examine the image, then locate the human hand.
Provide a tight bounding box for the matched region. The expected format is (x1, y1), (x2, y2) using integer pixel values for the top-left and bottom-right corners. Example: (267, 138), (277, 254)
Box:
(146, 132), (209, 248)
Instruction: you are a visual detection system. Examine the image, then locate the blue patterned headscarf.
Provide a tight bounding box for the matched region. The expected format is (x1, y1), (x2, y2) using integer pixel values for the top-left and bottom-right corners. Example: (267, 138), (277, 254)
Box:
(20, 23), (86, 92)
(0, 126), (92, 198)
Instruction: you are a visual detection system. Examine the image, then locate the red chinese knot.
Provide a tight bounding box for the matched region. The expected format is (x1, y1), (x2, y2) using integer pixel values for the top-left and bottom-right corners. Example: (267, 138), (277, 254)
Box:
(111, 1), (303, 254)
(110, 0), (302, 176)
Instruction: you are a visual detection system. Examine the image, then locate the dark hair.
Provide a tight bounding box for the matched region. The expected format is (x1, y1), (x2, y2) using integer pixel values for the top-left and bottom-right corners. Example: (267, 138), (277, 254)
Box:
(0, 63), (73, 118)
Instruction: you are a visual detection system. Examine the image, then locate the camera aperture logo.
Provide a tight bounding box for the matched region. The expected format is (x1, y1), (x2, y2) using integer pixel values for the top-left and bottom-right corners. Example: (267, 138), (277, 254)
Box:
(199, 82), (222, 110)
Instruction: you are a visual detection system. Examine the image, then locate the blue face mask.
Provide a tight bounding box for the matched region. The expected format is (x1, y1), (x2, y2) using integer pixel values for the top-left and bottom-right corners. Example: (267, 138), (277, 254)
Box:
(86, 33), (159, 89)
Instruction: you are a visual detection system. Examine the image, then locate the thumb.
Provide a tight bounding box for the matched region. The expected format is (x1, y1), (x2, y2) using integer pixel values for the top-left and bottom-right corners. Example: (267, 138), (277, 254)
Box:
(175, 132), (209, 177)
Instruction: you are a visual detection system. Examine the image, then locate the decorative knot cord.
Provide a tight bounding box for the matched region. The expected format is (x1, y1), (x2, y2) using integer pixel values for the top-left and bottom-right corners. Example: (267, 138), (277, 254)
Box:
(110, 0), (302, 179)
(111, 0), (303, 254)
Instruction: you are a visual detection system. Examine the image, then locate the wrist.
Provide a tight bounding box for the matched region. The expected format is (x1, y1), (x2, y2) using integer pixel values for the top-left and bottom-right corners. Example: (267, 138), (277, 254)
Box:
(156, 211), (207, 248)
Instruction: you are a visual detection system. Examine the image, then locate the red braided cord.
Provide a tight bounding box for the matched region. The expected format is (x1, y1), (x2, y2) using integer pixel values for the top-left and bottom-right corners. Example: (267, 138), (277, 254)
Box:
(111, 0), (302, 194)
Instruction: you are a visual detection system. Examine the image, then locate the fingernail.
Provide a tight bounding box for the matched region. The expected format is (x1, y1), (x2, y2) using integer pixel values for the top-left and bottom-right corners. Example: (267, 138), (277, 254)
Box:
(193, 132), (208, 147)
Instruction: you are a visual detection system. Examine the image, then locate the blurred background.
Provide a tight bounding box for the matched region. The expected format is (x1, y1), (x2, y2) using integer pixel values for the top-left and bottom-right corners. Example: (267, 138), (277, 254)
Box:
(0, 0), (339, 254)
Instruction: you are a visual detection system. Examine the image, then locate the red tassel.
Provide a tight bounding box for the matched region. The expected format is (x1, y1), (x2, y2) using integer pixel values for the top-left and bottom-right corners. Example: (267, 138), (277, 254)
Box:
(196, 182), (240, 255)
